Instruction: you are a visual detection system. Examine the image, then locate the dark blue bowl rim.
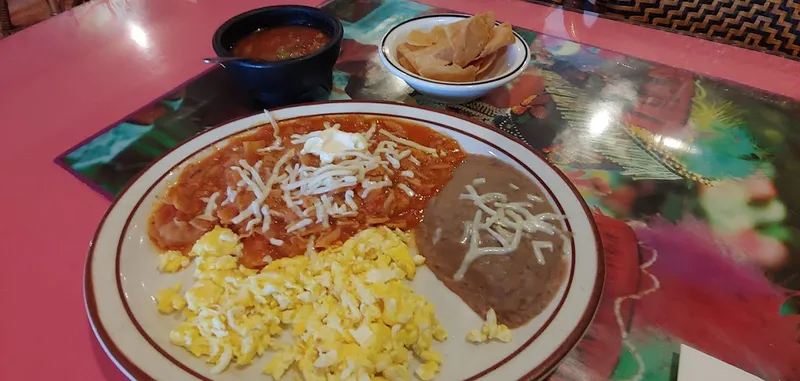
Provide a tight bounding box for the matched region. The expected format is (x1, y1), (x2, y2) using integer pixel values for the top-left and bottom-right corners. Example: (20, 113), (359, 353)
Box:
(211, 5), (344, 69)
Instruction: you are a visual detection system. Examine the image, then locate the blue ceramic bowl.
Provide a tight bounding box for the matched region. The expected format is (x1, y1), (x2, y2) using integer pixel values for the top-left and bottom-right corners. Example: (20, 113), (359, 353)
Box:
(212, 5), (343, 107)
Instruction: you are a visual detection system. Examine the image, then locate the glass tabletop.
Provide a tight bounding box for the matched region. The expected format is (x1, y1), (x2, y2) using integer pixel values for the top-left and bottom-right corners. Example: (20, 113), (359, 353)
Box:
(1, 0), (799, 380)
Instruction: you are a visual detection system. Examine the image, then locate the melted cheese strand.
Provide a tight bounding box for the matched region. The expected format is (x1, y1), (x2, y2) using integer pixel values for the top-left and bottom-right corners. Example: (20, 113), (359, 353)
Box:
(231, 206), (254, 225)
(486, 227), (510, 246)
(532, 241), (553, 265)
(238, 159), (266, 193)
(344, 190), (358, 211)
(560, 233), (572, 258)
(385, 153), (401, 169)
(364, 122), (377, 140)
(258, 109), (284, 152)
(198, 192), (221, 221)
(397, 183), (416, 197)
(232, 167), (263, 200)
(378, 129), (438, 156)
(287, 218), (313, 233)
(397, 149), (412, 159)
(265, 149), (294, 193)
(221, 186), (237, 206)
(245, 201), (263, 231)
(459, 221), (472, 244)
(260, 205), (271, 233)
(432, 227), (442, 245)
(460, 185), (498, 216)
(453, 210), (484, 280)
(305, 235), (316, 256)
(453, 181), (567, 281)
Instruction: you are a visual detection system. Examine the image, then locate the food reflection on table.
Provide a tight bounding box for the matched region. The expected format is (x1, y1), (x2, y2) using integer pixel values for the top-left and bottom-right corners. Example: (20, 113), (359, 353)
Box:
(151, 113), (571, 379)
(233, 26), (331, 61)
(396, 12), (515, 82)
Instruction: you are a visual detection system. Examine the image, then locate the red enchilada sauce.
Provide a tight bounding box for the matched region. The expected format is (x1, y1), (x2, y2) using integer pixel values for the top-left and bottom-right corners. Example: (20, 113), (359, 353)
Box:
(149, 115), (465, 269)
(233, 25), (330, 61)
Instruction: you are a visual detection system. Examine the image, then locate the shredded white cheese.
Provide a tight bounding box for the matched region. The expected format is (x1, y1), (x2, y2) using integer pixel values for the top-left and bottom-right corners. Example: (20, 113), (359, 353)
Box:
(378, 129), (438, 156)
(344, 190), (358, 211)
(258, 109), (284, 152)
(432, 227), (442, 245)
(385, 153), (401, 169)
(260, 205), (271, 233)
(287, 218), (313, 233)
(527, 194), (543, 202)
(305, 236), (316, 256)
(460, 221), (472, 244)
(231, 166), (264, 200)
(239, 159), (267, 192)
(397, 183), (416, 197)
(509, 183), (520, 190)
(364, 122), (377, 140)
(472, 178), (486, 185)
(191, 123), (444, 239)
(359, 176), (392, 198)
(197, 192), (221, 221)
(244, 202), (263, 231)
(532, 241), (553, 265)
(269, 238), (284, 246)
(221, 186), (237, 206)
(453, 179), (567, 280)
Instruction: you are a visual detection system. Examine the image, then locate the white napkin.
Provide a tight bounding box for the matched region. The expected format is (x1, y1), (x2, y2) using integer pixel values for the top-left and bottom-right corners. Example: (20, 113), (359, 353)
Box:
(678, 344), (764, 381)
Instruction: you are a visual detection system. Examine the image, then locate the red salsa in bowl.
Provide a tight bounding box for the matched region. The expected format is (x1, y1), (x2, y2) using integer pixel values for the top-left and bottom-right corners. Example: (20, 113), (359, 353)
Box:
(212, 5), (343, 106)
(233, 25), (330, 61)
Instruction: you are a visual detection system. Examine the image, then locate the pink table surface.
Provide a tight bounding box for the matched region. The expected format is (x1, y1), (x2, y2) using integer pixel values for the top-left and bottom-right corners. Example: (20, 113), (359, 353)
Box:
(1, 0), (799, 379)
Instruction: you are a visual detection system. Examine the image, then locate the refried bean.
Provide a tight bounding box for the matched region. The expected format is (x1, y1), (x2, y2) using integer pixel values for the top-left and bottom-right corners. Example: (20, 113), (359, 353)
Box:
(415, 155), (568, 328)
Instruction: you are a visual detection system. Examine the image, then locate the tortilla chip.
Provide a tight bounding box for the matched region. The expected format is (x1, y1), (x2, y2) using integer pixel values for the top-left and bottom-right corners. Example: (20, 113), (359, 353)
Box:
(477, 22), (515, 60)
(398, 42), (452, 74)
(444, 12), (495, 67)
(398, 56), (418, 74)
(398, 12), (509, 82)
(397, 43), (426, 73)
(470, 51), (499, 78)
(422, 41), (455, 64)
(397, 42), (411, 60)
(418, 64), (478, 82)
(406, 25), (446, 47)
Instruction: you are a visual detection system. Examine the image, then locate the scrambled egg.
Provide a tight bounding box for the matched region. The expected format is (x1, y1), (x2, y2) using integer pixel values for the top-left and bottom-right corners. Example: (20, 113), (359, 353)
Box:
(155, 226), (447, 380)
(156, 283), (187, 314)
(465, 309), (512, 344)
(158, 250), (189, 272)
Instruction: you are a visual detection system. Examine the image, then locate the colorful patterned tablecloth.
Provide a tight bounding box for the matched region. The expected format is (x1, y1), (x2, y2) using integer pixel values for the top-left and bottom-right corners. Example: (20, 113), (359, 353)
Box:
(57, 0), (800, 379)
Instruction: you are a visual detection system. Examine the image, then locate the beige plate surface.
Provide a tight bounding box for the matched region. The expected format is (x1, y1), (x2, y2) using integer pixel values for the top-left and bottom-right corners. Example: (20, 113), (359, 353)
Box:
(84, 101), (604, 381)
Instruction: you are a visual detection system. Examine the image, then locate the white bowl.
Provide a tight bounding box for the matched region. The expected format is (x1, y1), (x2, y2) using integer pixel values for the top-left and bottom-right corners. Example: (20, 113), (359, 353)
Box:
(379, 14), (531, 104)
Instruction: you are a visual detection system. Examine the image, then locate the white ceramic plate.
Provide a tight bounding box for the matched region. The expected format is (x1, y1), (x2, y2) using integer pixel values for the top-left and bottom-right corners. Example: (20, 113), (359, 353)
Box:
(85, 101), (604, 381)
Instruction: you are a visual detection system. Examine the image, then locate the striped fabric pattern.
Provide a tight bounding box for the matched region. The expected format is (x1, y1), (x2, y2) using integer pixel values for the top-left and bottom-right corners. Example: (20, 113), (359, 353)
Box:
(529, 0), (800, 59)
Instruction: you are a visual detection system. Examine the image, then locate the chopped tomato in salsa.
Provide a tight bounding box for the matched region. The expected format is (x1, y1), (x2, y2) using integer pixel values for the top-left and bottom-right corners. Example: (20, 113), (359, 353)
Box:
(233, 25), (330, 61)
